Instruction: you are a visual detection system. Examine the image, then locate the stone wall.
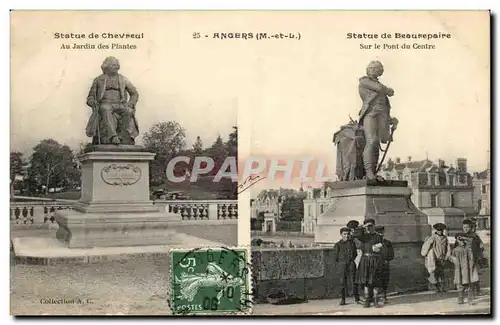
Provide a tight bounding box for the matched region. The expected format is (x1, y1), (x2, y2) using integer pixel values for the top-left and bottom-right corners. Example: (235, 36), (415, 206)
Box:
(171, 221), (238, 246)
(251, 244), (491, 303)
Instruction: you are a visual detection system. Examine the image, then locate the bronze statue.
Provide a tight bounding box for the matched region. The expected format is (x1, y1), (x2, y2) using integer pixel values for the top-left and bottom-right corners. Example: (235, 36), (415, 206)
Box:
(333, 119), (366, 181)
(85, 57), (140, 145)
(358, 60), (398, 180)
(333, 61), (398, 181)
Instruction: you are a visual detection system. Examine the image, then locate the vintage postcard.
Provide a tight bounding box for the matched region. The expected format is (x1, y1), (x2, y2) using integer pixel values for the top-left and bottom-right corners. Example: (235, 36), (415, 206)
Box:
(245, 10), (491, 316)
(10, 10), (491, 317)
(10, 10), (242, 315)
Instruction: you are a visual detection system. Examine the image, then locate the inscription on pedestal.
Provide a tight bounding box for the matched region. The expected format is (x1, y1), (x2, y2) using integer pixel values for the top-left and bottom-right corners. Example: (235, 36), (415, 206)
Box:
(373, 197), (412, 214)
(101, 164), (142, 186)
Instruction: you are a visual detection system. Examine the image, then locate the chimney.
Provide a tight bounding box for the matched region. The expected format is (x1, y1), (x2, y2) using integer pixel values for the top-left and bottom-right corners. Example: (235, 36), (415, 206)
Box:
(437, 159), (445, 168)
(407, 156), (412, 162)
(395, 157), (401, 163)
(456, 158), (467, 173)
(387, 158), (394, 169)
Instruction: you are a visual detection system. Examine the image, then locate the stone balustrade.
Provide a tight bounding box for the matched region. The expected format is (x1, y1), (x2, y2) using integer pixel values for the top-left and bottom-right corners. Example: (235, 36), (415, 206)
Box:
(154, 200), (238, 220)
(10, 199), (238, 228)
(10, 202), (73, 225)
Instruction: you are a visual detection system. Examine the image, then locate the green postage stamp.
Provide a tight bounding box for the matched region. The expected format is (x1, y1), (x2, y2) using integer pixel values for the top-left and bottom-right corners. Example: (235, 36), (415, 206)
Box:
(170, 247), (253, 315)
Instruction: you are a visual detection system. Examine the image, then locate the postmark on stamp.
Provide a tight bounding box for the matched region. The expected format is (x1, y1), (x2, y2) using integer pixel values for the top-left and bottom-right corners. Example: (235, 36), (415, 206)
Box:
(169, 246), (253, 315)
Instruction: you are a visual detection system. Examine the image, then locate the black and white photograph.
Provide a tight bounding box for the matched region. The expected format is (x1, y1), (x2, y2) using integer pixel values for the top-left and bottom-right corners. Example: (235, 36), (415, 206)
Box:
(10, 11), (239, 315)
(247, 10), (491, 316)
(7, 8), (493, 317)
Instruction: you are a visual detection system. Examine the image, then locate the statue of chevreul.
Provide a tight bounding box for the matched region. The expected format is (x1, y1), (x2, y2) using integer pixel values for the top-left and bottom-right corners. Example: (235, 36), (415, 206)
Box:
(85, 56), (140, 146)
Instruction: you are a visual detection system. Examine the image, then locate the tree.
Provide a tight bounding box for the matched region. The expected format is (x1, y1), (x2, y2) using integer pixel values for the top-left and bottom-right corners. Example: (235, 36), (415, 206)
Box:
(227, 126), (237, 156)
(226, 126), (238, 197)
(27, 139), (80, 195)
(280, 196), (304, 222)
(205, 134), (229, 177)
(79, 142), (94, 154)
(192, 136), (203, 154)
(142, 121), (187, 184)
(143, 121), (187, 156)
(10, 151), (24, 182)
(10, 151), (25, 196)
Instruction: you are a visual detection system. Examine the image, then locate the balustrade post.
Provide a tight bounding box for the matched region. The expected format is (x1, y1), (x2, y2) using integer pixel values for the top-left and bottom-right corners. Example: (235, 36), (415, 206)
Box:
(208, 202), (218, 220)
(34, 206), (45, 224)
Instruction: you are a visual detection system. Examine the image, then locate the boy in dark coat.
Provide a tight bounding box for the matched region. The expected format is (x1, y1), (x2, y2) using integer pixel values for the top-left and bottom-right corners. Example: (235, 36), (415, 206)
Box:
(353, 219), (385, 308)
(333, 227), (360, 305)
(375, 225), (394, 304)
(470, 220), (486, 296)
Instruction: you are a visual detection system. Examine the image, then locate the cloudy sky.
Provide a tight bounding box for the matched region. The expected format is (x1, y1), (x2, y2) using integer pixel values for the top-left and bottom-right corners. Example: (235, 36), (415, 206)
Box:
(11, 11), (241, 154)
(11, 11), (490, 191)
(237, 10), (490, 194)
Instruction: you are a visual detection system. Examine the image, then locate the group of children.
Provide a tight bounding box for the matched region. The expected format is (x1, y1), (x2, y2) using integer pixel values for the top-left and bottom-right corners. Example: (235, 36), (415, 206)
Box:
(421, 219), (485, 305)
(332, 218), (394, 308)
(333, 218), (485, 308)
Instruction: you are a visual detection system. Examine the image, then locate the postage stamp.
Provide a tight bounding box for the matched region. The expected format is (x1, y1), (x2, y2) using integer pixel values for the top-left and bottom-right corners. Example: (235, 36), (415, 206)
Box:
(170, 247), (253, 315)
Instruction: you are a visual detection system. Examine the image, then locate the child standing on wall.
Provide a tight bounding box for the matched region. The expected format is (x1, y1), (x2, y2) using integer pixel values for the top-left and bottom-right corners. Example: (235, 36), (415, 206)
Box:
(333, 227), (361, 305)
(421, 223), (451, 293)
(450, 219), (482, 305)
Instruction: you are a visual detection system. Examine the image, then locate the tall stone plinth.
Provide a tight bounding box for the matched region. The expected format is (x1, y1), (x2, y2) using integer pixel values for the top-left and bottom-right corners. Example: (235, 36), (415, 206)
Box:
(55, 146), (179, 248)
(315, 180), (430, 244)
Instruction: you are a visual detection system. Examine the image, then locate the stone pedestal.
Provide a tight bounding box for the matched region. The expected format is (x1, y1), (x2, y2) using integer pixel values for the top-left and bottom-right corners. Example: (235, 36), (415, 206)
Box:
(420, 207), (469, 236)
(55, 145), (180, 248)
(315, 180), (431, 244)
(310, 180), (433, 296)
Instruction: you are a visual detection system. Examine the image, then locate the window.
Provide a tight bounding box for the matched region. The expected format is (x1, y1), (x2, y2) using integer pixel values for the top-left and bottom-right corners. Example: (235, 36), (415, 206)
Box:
(430, 175), (437, 186)
(448, 175), (454, 186)
(439, 173), (446, 186)
(308, 205), (312, 217)
(459, 174), (466, 184)
(450, 194), (455, 207)
(482, 185), (487, 194)
(419, 173), (428, 186)
(320, 204), (324, 214)
(430, 194), (438, 207)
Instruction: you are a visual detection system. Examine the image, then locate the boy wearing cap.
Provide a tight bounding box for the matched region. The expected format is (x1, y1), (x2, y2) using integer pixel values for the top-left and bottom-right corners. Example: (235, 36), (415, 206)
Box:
(353, 218), (385, 308)
(451, 219), (481, 305)
(333, 227), (361, 305)
(375, 226), (394, 304)
(470, 219), (486, 296)
(421, 223), (451, 292)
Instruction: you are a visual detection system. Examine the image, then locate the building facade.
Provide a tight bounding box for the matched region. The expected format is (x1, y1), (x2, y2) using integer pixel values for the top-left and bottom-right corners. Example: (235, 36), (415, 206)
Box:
(302, 186), (333, 234)
(472, 168), (490, 216)
(250, 190), (283, 220)
(378, 157), (475, 233)
(301, 156), (476, 235)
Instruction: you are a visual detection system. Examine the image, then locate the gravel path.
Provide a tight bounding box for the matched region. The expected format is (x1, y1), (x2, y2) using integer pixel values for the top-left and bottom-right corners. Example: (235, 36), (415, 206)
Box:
(11, 256), (173, 315)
